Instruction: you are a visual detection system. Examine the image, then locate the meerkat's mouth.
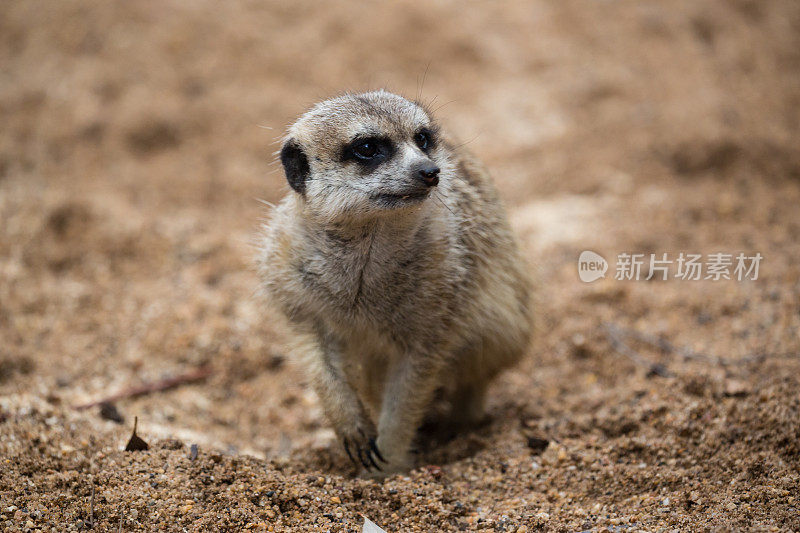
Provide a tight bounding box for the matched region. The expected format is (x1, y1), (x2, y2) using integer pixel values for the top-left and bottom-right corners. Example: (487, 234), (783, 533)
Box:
(372, 189), (430, 207)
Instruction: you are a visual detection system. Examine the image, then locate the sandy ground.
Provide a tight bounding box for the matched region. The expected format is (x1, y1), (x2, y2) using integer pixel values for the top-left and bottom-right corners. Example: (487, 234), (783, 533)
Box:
(1, 0), (799, 531)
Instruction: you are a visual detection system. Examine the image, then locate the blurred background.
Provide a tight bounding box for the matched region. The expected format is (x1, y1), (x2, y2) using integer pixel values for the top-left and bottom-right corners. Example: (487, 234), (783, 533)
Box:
(1, 0), (799, 530)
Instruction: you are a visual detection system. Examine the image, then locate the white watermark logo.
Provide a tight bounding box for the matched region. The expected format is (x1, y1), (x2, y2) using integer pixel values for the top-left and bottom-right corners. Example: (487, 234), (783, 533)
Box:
(578, 250), (609, 282)
(578, 251), (762, 282)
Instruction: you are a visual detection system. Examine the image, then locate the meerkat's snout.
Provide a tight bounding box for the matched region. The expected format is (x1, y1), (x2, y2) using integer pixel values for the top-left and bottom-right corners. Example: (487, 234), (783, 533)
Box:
(413, 162), (440, 187)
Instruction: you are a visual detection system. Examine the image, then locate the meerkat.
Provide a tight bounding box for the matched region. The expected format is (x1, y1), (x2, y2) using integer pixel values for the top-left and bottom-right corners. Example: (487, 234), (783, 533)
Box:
(257, 90), (532, 475)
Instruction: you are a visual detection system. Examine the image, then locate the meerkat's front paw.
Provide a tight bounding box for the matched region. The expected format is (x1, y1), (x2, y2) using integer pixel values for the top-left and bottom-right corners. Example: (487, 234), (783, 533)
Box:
(339, 421), (386, 473)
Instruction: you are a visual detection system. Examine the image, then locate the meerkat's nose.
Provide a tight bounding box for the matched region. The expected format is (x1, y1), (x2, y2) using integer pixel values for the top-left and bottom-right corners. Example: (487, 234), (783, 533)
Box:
(415, 164), (440, 187)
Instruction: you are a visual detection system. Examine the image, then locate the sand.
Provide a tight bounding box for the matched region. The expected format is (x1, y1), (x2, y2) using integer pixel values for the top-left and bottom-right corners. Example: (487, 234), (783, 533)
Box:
(1, 0), (799, 531)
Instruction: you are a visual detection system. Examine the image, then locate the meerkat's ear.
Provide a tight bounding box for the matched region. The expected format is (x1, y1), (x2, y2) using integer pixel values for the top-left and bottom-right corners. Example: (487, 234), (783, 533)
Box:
(280, 139), (310, 195)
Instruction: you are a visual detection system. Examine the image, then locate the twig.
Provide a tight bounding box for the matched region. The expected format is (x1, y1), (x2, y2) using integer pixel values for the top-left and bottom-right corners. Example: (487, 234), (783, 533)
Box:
(609, 324), (713, 363)
(603, 323), (673, 377)
(602, 323), (793, 367)
(73, 365), (213, 410)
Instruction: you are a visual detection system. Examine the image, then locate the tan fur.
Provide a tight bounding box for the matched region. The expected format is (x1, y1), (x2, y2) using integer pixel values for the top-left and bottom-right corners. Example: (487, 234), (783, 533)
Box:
(257, 90), (532, 475)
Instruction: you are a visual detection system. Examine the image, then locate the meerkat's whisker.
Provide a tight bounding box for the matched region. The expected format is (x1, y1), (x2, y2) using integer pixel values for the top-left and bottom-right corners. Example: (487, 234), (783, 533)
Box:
(433, 191), (456, 217)
(450, 133), (481, 151)
(254, 198), (276, 208)
(431, 99), (456, 114)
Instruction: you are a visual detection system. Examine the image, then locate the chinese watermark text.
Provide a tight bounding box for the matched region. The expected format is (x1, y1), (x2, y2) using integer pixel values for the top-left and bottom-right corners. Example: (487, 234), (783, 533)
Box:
(578, 251), (762, 282)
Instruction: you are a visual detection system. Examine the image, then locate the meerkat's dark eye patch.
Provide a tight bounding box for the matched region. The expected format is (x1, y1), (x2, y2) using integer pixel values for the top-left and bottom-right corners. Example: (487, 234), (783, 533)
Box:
(414, 128), (435, 152)
(342, 136), (394, 168)
(280, 139), (310, 195)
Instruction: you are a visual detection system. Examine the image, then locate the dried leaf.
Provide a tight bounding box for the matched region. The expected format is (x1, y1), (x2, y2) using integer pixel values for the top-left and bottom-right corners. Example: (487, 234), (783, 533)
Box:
(124, 416), (149, 451)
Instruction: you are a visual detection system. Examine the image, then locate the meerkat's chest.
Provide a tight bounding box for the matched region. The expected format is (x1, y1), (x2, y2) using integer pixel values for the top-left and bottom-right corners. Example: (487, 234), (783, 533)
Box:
(297, 230), (460, 327)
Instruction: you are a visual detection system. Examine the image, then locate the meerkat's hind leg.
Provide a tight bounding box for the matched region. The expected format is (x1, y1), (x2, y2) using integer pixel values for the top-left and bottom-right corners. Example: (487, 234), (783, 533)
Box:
(416, 386), (458, 441)
(415, 380), (489, 452)
(421, 378), (489, 428)
(446, 380), (489, 429)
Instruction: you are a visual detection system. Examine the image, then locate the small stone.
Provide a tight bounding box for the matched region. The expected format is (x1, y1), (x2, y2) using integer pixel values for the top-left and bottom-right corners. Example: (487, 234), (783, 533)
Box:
(525, 435), (549, 453)
(330, 496), (341, 504)
(724, 380), (750, 397)
(541, 442), (566, 466)
(570, 334), (592, 358)
(424, 464), (443, 478)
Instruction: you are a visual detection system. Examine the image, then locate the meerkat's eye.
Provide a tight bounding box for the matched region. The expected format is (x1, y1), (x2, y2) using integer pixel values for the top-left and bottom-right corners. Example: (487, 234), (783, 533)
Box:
(353, 140), (378, 159)
(343, 137), (393, 166)
(414, 129), (434, 151)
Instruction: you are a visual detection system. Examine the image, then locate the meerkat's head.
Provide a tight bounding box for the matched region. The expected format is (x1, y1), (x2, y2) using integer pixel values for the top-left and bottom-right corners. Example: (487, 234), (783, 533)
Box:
(279, 90), (449, 223)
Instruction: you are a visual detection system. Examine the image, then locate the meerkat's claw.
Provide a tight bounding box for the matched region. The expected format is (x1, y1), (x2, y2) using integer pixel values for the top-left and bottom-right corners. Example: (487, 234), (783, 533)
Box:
(369, 438), (386, 463)
(342, 432), (383, 471)
(357, 447), (370, 469)
(343, 437), (358, 466)
(364, 448), (381, 471)
(357, 432), (382, 471)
